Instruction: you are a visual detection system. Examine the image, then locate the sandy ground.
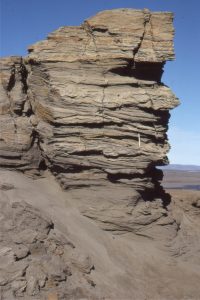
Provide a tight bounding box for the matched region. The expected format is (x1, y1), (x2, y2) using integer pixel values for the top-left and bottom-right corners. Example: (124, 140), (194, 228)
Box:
(1, 169), (200, 299)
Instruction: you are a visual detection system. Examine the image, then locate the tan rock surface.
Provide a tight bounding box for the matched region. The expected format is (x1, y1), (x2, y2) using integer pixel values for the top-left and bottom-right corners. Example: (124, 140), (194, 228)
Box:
(0, 8), (181, 247)
(1, 9), (197, 299)
(0, 170), (199, 299)
(0, 173), (99, 299)
(0, 9), (180, 235)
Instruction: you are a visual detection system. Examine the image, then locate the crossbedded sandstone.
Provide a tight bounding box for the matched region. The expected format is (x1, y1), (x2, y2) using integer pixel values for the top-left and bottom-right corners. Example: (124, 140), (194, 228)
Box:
(0, 9), (179, 226)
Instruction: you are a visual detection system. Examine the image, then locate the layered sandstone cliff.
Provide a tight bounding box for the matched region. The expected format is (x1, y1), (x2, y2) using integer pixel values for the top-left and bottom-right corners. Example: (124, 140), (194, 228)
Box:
(0, 9), (179, 235)
(1, 9), (200, 300)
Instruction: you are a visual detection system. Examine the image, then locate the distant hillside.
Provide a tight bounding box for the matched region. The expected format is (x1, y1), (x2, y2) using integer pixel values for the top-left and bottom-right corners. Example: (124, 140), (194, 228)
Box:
(160, 164), (200, 171)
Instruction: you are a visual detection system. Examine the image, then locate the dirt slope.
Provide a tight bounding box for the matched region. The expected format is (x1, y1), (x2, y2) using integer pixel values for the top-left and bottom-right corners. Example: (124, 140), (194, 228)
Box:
(0, 169), (200, 299)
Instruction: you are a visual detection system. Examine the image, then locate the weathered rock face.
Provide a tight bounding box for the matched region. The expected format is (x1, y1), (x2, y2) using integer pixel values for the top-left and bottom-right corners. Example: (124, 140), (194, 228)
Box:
(0, 196), (97, 299)
(0, 57), (42, 173)
(1, 170), (200, 300)
(0, 9), (179, 230)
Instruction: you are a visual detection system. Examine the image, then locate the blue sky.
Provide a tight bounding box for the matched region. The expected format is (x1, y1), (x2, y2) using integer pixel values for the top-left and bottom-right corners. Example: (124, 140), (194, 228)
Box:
(0, 0), (199, 165)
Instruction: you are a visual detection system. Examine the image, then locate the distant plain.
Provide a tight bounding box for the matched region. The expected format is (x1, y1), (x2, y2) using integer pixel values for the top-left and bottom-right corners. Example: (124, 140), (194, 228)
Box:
(162, 169), (200, 191)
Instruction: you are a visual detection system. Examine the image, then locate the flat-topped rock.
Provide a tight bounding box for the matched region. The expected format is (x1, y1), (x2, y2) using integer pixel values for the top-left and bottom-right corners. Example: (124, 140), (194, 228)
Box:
(0, 9), (179, 231)
(27, 9), (174, 63)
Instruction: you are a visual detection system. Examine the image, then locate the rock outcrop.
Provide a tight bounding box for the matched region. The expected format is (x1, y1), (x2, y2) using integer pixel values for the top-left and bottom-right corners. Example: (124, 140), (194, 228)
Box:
(1, 169), (200, 300)
(1, 9), (200, 299)
(0, 9), (179, 233)
(0, 195), (97, 299)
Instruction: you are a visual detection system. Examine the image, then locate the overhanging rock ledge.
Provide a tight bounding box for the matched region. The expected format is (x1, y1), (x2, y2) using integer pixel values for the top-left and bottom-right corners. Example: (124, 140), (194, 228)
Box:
(0, 9), (179, 235)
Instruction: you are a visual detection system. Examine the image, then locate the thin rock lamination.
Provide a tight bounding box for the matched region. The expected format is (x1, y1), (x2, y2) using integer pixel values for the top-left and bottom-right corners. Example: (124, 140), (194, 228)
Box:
(0, 9), (179, 228)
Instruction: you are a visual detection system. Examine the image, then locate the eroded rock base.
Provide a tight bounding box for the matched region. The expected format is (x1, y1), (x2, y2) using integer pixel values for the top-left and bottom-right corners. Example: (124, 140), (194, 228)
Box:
(0, 170), (200, 299)
(0, 195), (97, 299)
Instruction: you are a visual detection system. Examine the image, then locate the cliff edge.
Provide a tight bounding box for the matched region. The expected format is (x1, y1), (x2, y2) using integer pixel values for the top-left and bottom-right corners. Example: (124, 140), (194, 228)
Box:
(0, 9), (179, 233)
(1, 9), (199, 300)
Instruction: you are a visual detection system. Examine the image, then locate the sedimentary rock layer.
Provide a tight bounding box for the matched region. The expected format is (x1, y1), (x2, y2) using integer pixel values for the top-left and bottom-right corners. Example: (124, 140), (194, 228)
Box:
(0, 9), (179, 206)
